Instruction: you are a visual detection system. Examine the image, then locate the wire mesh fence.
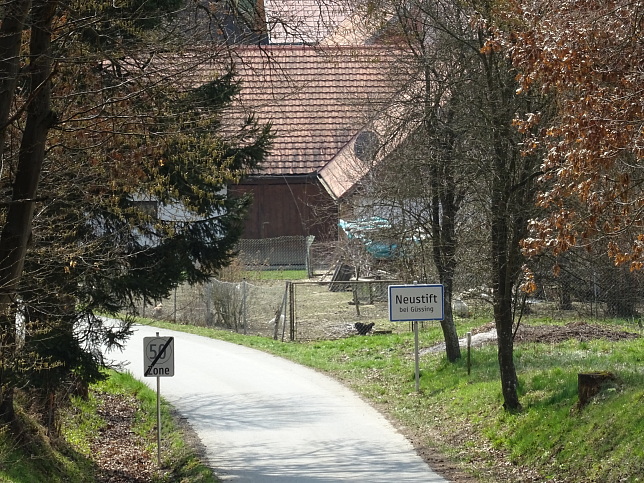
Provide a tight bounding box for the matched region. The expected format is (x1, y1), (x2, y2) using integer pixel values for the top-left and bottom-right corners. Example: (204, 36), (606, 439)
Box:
(137, 279), (288, 338)
(288, 279), (404, 340)
(136, 278), (405, 341)
(137, 269), (643, 342)
(135, 237), (644, 341)
(234, 237), (344, 275)
(236, 236), (316, 273)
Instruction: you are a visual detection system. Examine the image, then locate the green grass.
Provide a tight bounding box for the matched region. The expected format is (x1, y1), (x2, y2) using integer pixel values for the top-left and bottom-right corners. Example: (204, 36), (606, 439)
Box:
(244, 269), (309, 280)
(0, 371), (216, 483)
(0, 404), (95, 482)
(72, 370), (217, 483)
(145, 316), (644, 482)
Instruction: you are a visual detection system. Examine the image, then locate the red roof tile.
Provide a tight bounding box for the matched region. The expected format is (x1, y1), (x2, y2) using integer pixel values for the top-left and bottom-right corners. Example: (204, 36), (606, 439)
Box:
(228, 45), (399, 175)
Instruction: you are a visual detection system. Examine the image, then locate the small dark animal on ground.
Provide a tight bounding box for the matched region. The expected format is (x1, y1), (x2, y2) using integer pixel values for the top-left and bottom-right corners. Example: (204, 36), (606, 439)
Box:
(355, 322), (375, 335)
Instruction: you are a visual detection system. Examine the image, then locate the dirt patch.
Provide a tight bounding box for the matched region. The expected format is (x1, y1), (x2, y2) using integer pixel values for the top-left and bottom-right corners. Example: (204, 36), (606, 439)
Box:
(513, 320), (640, 344)
(427, 321), (640, 353)
(91, 393), (160, 483)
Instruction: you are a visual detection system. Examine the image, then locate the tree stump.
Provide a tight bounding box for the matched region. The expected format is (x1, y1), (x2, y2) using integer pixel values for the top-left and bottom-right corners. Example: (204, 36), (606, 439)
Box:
(578, 371), (616, 407)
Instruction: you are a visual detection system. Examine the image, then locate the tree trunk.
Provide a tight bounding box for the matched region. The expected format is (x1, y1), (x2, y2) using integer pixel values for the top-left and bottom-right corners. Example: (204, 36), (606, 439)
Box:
(0, 0), (57, 426)
(490, 181), (523, 412)
(0, 0), (32, 161)
(489, 142), (522, 410)
(440, 289), (461, 362)
(432, 197), (461, 362)
(495, 296), (521, 411)
(426, 90), (462, 363)
(481, 38), (534, 412)
(491, 193), (522, 411)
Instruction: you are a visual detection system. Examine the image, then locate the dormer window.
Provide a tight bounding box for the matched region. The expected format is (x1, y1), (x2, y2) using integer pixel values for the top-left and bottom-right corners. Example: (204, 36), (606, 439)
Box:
(354, 130), (378, 161)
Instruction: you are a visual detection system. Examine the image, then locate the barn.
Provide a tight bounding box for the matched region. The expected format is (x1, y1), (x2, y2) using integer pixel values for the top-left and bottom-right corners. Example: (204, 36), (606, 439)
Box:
(227, 44), (400, 245)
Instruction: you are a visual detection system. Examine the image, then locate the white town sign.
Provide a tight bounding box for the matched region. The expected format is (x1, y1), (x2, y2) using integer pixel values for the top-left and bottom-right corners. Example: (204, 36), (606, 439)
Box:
(388, 284), (444, 322)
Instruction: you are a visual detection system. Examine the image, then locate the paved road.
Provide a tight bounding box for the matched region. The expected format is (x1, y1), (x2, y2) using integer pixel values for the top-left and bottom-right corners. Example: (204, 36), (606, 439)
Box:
(107, 324), (448, 482)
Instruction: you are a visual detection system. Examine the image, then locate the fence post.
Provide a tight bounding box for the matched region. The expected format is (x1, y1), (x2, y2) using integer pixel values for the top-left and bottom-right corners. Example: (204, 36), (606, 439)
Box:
(274, 281), (289, 340)
(306, 235), (315, 278)
(204, 281), (212, 326)
(466, 332), (472, 375)
(592, 271), (598, 318)
(242, 279), (248, 335)
(352, 283), (361, 316)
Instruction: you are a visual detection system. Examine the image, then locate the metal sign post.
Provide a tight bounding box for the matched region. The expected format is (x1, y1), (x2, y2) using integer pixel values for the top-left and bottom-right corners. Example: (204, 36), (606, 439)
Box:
(413, 321), (420, 391)
(144, 333), (175, 466)
(156, 373), (161, 465)
(388, 283), (444, 392)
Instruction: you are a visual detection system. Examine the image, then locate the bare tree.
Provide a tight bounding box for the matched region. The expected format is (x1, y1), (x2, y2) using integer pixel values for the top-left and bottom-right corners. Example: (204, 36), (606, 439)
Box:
(349, 0), (486, 363)
(350, 0), (547, 409)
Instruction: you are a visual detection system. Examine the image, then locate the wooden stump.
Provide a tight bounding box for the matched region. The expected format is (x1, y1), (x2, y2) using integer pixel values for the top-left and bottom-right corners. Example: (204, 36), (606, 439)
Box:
(578, 371), (616, 407)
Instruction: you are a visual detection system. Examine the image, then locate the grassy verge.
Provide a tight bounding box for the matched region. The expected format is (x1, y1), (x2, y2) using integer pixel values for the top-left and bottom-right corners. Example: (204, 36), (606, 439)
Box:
(0, 414), (91, 482)
(62, 370), (216, 482)
(146, 316), (644, 482)
(0, 371), (215, 482)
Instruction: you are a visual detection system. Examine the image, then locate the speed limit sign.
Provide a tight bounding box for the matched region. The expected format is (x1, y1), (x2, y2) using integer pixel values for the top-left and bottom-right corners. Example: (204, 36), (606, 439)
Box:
(144, 336), (174, 377)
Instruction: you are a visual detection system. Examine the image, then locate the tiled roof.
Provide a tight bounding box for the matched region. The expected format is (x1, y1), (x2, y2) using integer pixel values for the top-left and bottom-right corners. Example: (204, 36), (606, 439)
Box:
(229, 45), (400, 175)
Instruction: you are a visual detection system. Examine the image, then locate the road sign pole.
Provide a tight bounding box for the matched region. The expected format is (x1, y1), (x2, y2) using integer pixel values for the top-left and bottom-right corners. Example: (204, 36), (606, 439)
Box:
(414, 321), (420, 392)
(156, 332), (161, 466)
(157, 374), (161, 466)
(143, 332), (175, 467)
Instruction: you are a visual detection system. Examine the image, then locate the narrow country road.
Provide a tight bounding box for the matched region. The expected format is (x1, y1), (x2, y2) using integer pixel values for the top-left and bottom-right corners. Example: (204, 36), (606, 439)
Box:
(107, 324), (448, 482)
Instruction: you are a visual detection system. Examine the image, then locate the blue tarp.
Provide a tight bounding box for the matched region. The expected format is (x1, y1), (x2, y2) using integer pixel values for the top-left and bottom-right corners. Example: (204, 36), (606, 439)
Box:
(339, 218), (399, 259)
